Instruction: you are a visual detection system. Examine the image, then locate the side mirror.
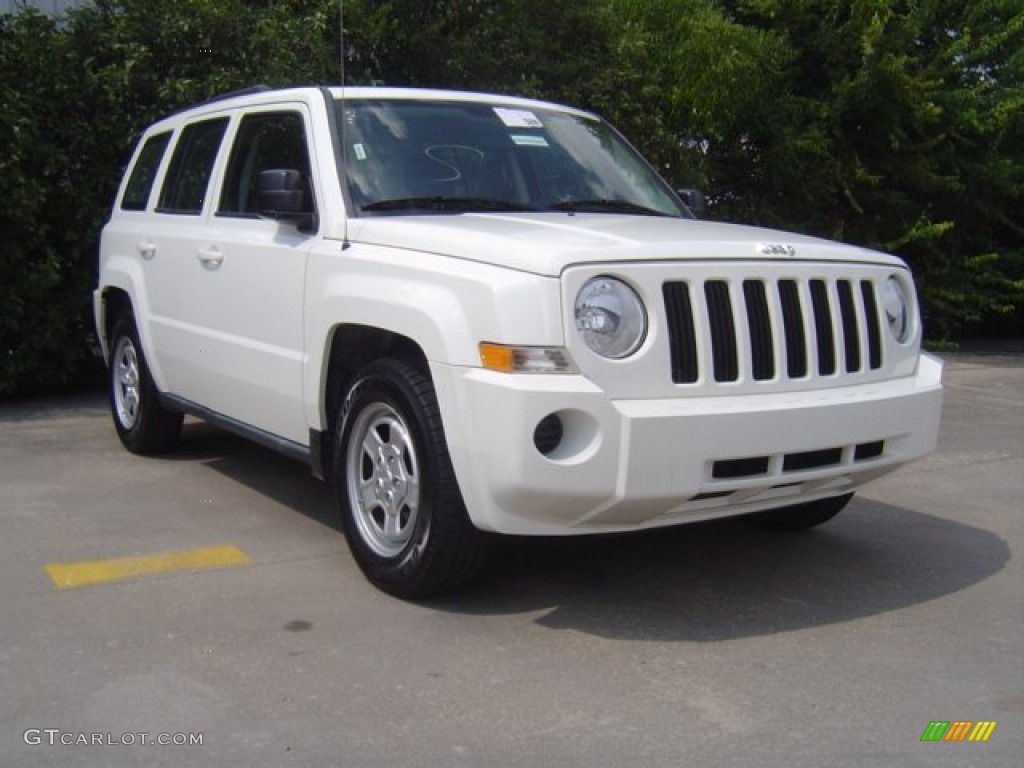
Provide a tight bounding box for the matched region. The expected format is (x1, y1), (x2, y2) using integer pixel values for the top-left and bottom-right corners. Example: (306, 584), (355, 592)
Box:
(677, 188), (706, 219)
(256, 169), (314, 228)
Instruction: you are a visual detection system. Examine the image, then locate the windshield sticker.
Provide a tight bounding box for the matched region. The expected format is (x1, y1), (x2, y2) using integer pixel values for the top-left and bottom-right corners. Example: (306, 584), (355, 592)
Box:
(511, 134), (549, 147)
(494, 107), (544, 128)
(353, 143), (367, 161)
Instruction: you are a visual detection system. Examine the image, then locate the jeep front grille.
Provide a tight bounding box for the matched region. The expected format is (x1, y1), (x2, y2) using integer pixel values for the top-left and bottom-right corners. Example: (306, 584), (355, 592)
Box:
(663, 277), (884, 385)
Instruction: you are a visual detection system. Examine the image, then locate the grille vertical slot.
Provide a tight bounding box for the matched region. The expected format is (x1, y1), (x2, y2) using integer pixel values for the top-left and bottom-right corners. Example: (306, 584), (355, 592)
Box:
(743, 280), (775, 381)
(663, 282), (699, 383)
(704, 281), (739, 382)
(861, 280), (883, 369)
(837, 280), (861, 372)
(809, 279), (837, 375)
(778, 279), (808, 378)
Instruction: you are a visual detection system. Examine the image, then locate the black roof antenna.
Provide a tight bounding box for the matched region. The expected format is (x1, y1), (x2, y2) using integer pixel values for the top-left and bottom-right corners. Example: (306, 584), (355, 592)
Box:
(339, 0), (351, 247)
(339, 0), (346, 90)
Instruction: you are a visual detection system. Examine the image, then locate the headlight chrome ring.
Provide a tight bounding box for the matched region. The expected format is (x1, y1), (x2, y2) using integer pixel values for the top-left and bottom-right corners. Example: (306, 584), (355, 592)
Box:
(882, 275), (911, 343)
(574, 276), (648, 359)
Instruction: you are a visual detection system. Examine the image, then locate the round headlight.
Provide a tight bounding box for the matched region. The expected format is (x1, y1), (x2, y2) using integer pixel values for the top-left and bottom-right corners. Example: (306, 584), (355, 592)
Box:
(574, 276), (647, 359)
(882, 275), (911, 343)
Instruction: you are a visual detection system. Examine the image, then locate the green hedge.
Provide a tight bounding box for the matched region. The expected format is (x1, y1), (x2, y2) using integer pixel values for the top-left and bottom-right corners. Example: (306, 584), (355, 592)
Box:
(2, 0), (1020, 396)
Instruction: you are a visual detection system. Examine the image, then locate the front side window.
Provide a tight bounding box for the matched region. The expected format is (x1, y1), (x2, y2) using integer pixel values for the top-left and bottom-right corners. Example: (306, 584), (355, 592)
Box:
(218, 111), (313, 217)
(121, 132), (171, 211)
(157, 117), (229, 214)
(334, 99), (687, 218)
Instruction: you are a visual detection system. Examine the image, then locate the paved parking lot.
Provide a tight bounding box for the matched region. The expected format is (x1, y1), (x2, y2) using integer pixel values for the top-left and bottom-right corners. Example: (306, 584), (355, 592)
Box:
(1, 347), (1021, 767)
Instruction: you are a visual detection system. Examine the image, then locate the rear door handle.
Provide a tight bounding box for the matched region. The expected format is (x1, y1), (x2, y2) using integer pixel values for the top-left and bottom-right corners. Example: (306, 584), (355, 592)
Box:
(137, 240), (157, 260)
(197, 246), (224, 269)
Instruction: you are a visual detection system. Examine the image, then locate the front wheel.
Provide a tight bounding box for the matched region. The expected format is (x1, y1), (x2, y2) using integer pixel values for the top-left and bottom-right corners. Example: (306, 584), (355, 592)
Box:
(109, 315), (182, 454)
(745, 493), (854, 531)
(334, 359), (489, 598)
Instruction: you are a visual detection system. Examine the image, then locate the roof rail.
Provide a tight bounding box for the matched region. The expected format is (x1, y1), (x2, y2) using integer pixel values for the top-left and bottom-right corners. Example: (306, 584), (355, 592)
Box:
(165, 84), (276, 117)
(195, 84), (275, 107)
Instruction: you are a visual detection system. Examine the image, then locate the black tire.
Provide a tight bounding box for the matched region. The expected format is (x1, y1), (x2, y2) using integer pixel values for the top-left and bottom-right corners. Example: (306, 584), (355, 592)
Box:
(108, 315), (183, 455)
(745, 492), (854, 532)
(333, 359), (490, 598)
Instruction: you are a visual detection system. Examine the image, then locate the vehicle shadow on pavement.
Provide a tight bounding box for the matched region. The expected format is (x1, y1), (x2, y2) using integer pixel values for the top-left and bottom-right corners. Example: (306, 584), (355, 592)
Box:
(166, 421), (340, 532)
(155, 422), (1009, 644)
(433, 499), (1010, 642)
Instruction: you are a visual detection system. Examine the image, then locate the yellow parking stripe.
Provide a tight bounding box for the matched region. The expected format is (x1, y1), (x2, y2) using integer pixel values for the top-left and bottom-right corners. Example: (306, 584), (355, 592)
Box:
(45, 545), (249, 589)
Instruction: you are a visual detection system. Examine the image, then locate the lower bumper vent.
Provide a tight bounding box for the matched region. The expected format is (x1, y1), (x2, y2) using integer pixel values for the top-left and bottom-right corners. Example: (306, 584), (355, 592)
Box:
(711, 441), (886, 481)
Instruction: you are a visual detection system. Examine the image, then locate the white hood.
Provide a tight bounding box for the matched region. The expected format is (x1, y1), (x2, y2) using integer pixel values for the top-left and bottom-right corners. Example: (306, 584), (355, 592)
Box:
(346, 213), (904, 277)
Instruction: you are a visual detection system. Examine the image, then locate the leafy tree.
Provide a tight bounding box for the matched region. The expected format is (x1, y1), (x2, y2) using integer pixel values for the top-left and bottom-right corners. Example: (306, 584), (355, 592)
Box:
(1, 0), (1020, 395)
(593, 0), (797, 197)
(580, 0), (1021, 336)
(0, 1), (343, 395)
(720, 0), (1024, 335)
(1, 10), (98, 395)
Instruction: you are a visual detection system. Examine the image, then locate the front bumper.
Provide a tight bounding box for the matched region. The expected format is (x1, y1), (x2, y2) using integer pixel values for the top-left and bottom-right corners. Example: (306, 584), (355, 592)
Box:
(432, 353), (943, 535)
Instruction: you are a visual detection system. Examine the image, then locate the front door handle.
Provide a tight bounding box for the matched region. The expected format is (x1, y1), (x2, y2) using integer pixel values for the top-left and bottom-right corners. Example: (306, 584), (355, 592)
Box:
(197, 246), (224, 269)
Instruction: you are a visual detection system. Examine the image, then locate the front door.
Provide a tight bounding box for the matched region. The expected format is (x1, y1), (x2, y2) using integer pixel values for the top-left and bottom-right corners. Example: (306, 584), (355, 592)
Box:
(185, 107), (318, 445)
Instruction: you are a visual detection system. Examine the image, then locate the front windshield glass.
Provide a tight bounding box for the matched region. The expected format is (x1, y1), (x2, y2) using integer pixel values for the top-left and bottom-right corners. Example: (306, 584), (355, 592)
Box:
(333, 98), (687, 218)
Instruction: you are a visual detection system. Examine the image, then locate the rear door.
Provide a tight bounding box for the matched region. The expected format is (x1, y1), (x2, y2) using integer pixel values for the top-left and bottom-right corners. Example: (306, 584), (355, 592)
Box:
(145, 115), (231, 400)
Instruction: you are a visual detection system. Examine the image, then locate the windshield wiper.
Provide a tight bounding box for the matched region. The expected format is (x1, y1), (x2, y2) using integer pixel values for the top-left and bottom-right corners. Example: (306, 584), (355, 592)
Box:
(361, 197), (536, 214)
(548, 199), (673, 217)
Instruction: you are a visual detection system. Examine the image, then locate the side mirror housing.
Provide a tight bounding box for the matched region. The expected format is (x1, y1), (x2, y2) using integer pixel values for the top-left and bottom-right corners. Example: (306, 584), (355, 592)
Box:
(256, 169), (314, 229)
(677, 188), (706, 219)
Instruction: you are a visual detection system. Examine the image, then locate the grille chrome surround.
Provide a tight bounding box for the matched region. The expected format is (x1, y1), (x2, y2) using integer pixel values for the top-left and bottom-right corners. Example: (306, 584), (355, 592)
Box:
(664, 274), (886, 387)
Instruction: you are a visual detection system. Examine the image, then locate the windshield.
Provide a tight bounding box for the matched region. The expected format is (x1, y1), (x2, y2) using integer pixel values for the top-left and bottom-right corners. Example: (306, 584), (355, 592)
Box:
(333, 98), (688, 218)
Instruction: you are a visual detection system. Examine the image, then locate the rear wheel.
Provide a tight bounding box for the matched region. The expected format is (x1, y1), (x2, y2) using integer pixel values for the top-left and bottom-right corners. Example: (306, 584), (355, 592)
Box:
(745, 493), (854, 531)
(334, 359), (489, 598)
(109, 315), (182, 454)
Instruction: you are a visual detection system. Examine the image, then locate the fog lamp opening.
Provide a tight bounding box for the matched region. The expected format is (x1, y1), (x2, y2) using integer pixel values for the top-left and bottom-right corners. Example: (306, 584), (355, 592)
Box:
(533, 413), (564, 456)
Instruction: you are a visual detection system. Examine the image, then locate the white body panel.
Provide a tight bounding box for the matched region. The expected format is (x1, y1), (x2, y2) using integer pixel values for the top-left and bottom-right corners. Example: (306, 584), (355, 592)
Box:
(187, 214), (310, 443)
(433, 354), (942, 534)
(348, 213), (904, 277)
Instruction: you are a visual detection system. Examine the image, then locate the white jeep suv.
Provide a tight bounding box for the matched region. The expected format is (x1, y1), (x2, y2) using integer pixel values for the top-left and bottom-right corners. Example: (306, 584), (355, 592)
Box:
(95, 85), (943, 597)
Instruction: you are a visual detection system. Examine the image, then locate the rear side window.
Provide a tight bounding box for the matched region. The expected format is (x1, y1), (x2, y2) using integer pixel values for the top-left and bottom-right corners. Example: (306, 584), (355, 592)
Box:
(121, 132), (171, 211)
(157, 117), (229, 214)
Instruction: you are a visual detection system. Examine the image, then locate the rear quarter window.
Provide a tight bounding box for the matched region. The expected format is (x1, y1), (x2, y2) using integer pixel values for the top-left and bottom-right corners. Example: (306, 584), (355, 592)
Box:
(120, 132), (171, 211)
